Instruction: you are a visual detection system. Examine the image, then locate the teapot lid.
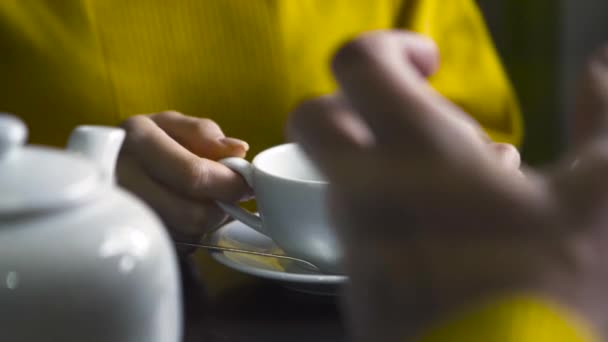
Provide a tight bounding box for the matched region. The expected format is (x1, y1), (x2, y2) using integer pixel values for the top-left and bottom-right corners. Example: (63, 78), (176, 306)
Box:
(0, 114), (102, 215)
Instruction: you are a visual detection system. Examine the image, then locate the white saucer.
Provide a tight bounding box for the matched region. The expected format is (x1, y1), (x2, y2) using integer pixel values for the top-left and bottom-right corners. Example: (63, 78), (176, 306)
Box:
(208, 220), (347, 294)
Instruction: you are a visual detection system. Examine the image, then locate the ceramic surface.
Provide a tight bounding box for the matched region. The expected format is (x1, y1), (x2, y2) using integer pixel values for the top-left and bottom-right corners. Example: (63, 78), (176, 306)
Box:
(209, 220), (347, 290)
(217, 144), (344, 274)
(0, 114), (181, 341)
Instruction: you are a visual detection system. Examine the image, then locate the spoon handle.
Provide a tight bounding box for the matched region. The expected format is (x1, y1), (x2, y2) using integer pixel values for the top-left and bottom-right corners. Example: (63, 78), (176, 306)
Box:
(174, 241), (321, 273)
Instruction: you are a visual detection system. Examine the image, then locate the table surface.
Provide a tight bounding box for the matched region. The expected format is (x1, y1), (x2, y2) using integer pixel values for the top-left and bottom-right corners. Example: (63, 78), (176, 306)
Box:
(180, 254), (347, 342)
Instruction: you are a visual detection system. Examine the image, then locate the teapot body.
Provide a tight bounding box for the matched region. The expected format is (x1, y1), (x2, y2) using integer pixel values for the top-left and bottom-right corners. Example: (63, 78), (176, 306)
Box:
(0, 188), (181, 342)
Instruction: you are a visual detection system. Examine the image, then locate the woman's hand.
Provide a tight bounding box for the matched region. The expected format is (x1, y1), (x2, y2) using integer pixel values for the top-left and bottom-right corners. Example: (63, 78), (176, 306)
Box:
(290, 31), (608, 341)
(117, 111), (251, 254)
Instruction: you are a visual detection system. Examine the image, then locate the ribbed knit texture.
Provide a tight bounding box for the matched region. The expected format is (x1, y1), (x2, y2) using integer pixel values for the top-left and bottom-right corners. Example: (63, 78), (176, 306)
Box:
(0, 0), (521, 154)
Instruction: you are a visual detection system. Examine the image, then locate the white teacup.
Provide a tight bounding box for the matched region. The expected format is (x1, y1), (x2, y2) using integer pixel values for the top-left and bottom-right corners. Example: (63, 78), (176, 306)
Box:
(216, 143), (343, 274)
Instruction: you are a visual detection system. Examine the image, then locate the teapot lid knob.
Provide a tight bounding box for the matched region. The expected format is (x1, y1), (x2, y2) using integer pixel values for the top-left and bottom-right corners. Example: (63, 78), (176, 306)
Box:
(0, 113), (27, 160)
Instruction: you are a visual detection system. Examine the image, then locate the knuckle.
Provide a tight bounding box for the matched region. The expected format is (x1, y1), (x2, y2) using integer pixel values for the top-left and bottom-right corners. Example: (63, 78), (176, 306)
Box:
(493, 143), (520, 156)
(194, 117), (220, 133)
(186, 158), (211, 194)
(155, 110), (182, 120)
(332, 32), (383, 74)
(120, 115), (153, 149)
(197, 117), (217, 127)
(120, 114), (147, 132)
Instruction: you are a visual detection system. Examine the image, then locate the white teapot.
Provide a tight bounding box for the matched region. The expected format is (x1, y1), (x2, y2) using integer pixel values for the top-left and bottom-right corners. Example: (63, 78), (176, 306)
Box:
(0, 114), (181, 341)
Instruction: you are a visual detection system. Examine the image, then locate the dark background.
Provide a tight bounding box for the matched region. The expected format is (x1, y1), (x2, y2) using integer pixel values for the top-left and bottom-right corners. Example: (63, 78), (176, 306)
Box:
(476, 0), (608, 165)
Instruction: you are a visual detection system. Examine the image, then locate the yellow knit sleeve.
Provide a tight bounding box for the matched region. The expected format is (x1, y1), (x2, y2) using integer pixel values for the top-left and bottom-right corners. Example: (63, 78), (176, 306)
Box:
(417, 296), (598, 342)
(400, 0), (523, 146)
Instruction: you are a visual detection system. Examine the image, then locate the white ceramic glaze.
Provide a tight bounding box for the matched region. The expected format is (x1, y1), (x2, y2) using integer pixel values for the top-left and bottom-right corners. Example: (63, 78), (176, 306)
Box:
(0, 114), (181, 341)
(209, 220), (347, 286)
(217, 143), (343, 274)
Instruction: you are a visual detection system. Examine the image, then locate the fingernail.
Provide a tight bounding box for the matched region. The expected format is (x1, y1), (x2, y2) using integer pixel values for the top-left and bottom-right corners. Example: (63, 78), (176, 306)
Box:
(219, 137), (249, 151)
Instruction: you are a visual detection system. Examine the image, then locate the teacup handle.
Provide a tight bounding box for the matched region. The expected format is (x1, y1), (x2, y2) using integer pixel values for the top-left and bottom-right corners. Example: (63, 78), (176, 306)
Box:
(216, 158), (266, 235)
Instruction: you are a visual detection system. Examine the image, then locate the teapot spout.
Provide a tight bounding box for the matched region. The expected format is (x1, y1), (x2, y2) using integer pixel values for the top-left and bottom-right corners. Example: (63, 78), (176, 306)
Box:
(67, 126), (125, 183)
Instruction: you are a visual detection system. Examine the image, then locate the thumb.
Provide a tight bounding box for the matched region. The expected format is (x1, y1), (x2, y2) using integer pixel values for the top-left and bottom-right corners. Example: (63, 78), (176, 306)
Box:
(572, 46), (608, 146)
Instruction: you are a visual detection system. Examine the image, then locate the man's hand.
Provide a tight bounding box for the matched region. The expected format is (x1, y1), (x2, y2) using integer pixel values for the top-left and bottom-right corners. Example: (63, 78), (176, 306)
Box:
(289, 31), (608, 341)
(117, 111), (250, 254)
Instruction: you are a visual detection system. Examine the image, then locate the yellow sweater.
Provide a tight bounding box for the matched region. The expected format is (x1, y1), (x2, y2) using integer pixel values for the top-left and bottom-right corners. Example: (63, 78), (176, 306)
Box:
(0, 0), (521, 152)
(0, 1), (591, 340)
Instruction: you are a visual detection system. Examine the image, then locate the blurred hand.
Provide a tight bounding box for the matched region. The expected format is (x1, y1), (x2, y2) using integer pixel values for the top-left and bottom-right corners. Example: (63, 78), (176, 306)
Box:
(117, 111), (250, 254)
(289, 31), (608, 341)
